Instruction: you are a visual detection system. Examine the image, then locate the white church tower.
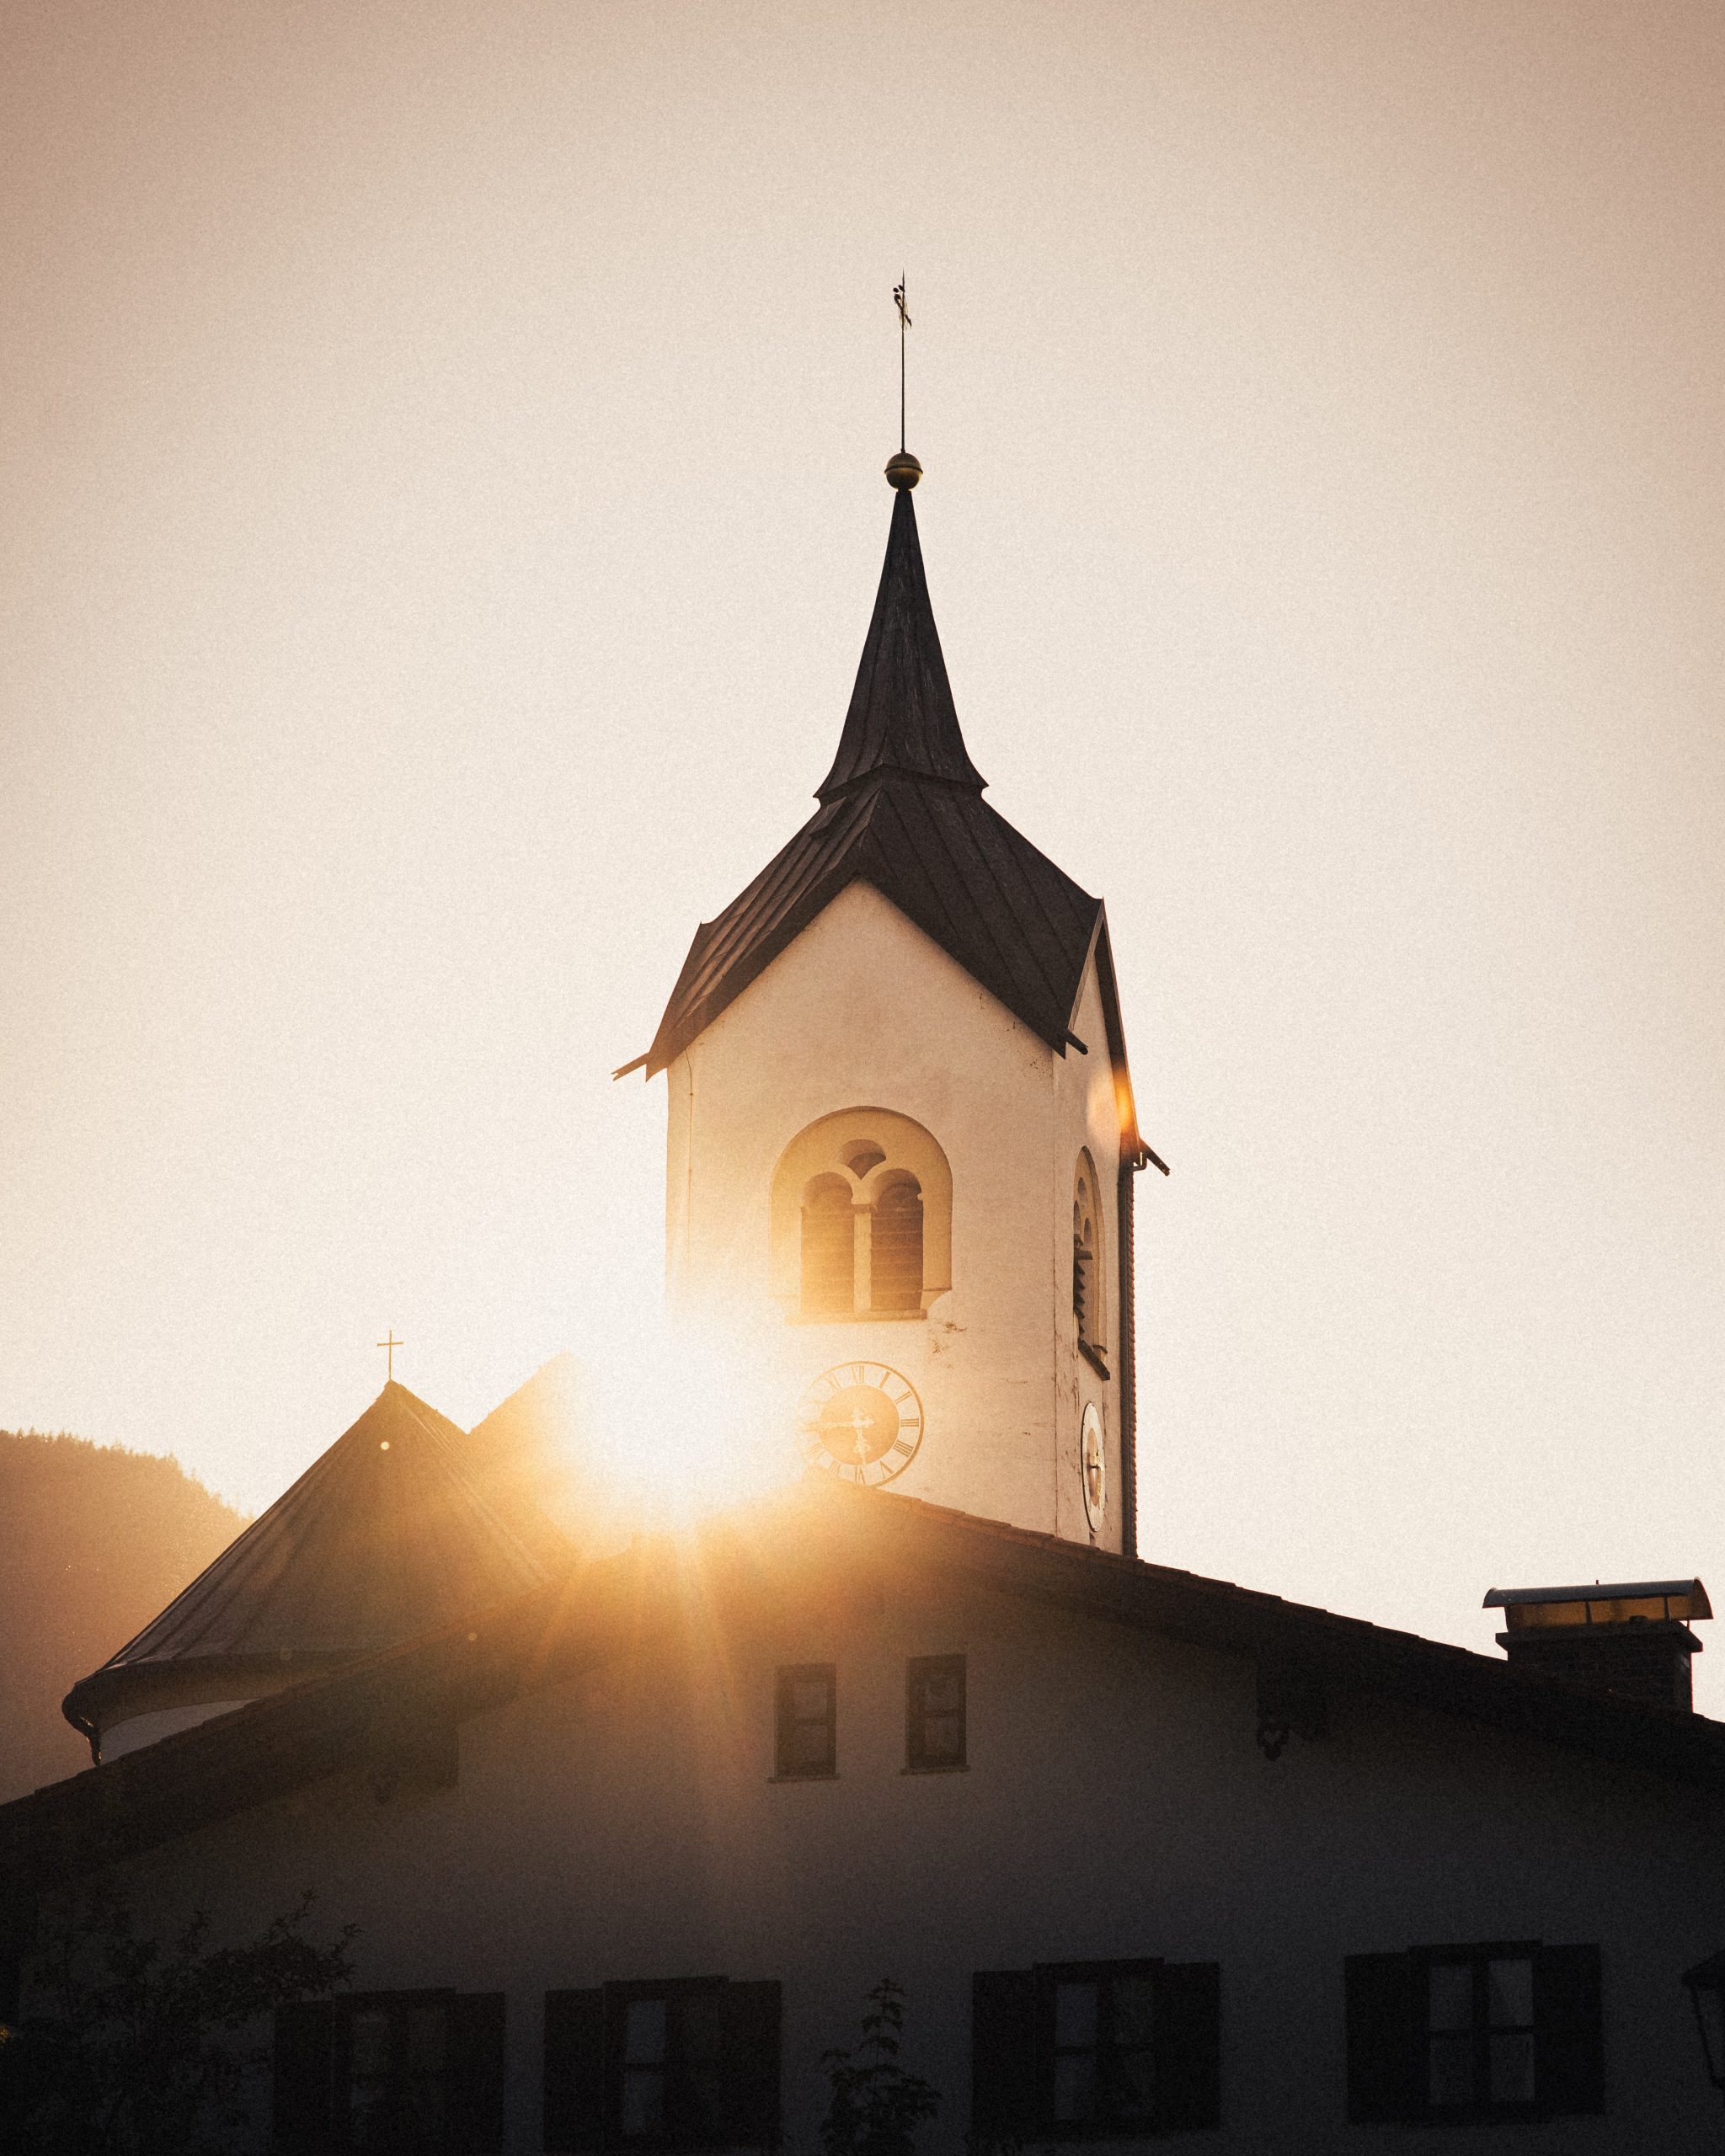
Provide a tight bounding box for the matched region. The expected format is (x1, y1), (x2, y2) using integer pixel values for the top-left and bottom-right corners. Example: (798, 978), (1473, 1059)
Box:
(636, 451), (1158, 1553)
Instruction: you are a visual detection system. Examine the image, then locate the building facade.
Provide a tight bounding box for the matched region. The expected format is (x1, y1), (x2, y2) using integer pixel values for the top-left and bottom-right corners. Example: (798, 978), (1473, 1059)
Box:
(4, 455), (1722, 2151)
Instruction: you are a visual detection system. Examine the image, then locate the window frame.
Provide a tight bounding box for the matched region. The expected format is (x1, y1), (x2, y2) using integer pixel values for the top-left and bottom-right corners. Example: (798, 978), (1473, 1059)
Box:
(1345, 1938), (1605, 2127)
(336, 1988), (458, 2153)
(1035, 1961), (1161, 2138)
(604, 1977), (730, 2151)
(772, 1662), (836, 1780)
(1418, 1941), (1540, 2124)
(905, 1653), (967, 1773)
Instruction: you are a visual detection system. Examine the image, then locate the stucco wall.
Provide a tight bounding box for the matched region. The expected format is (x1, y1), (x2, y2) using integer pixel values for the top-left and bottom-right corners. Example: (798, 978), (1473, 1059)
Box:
(98, 1564), (1725, 2153)
(664, 882), (1126, 1550)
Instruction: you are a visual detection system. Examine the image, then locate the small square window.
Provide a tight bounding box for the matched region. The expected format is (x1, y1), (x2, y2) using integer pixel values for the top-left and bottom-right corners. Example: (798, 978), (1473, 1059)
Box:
(906, 1654), (966, 1771)
(774, 1663), (836, 1778)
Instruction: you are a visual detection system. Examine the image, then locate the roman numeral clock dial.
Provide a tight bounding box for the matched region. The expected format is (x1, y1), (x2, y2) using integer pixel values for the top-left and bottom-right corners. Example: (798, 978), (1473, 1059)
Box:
(798, 1363), (924, 1486)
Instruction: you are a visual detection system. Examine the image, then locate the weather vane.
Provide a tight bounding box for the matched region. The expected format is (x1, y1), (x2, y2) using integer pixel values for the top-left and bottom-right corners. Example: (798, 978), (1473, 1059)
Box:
(377, 1331), (403, 1382)
(894, 277), (911, 453)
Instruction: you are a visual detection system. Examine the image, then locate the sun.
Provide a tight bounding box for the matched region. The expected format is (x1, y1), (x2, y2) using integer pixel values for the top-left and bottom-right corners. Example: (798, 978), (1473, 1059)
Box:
(585, 1309), (798, 1531)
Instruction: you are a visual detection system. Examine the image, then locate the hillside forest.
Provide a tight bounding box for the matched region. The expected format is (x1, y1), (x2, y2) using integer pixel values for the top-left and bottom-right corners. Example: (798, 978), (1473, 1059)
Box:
(0, 1431), (248, 1801)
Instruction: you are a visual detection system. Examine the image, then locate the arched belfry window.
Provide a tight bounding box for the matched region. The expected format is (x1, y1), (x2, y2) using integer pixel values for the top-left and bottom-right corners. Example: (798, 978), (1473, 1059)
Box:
(772, 1110), (952, 1321)
(1073, 1150), (1106, 1364)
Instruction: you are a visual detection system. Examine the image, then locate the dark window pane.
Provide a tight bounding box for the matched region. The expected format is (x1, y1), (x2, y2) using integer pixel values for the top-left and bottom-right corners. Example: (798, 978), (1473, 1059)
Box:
(1429, 2031), (1474, 2108)
(1487, 1958), (1533, 2029)
(871, 1182), (923, 1312)
(351, 2009), (390, 2078)
(919, 1714), (963, 1764)
(1112, 2047), (1156, 2120)
(622, 2067), (664, 2138)
(1428, 1962), (1472, 2033)
(1055, 1980), (1098, 2049)
(1112, 1977), (1155, 2048)
(801, 1179), (854, 1317)
(624, 1999), (667, 2066)
(404, 2006), (446, 2074)
(1053, 2051), (1097, 2121)
(1490, 2031), (1535, 2105)
(791, 1723), (829, 1769)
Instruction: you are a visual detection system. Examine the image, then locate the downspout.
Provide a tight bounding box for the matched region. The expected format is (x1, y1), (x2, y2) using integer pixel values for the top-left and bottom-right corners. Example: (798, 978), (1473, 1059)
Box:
(1117, 1158), (1140, 1561)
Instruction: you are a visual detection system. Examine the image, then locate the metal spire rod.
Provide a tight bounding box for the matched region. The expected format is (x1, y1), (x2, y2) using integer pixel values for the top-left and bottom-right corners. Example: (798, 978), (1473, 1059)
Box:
(894, 277), (911, 453)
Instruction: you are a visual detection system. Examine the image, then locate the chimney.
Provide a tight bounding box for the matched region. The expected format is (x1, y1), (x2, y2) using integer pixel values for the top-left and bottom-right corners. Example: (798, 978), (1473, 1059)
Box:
(1484, 1579), (1711, 1710)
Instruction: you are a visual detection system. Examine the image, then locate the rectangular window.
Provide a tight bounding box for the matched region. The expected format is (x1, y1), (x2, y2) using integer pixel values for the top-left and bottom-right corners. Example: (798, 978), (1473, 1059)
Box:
(971, 1959), (1220, 2138)
(542, 1979), (782, 2154)
(774, 1662), (836, 1778)
(905, 1654), (966, 1771)
(609, 1983), (728, 2146)
(1346, 1942), (1604, 2125)
(349, 1995), (451, 2148)
(274, 1988), (506, 2154)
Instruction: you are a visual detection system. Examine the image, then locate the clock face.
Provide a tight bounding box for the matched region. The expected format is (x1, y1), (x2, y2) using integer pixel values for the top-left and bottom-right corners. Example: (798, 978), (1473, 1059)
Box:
(1081, 1401), (1107, 1529)
(798, 1362), (924, 1486)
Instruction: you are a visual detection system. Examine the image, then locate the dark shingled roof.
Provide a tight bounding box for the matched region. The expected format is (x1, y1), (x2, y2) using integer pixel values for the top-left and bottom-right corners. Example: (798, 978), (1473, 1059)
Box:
(61, 1382), (558, 1748)
(644, 483), (1123, 1086)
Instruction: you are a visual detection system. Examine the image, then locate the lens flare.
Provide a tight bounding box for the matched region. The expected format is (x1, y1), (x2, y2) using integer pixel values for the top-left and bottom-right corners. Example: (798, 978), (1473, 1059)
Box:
(585, 1310), (797, 1530)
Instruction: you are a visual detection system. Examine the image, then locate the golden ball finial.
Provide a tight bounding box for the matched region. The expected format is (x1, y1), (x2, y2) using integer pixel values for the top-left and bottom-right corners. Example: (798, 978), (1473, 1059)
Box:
(885, 449), (922, 490)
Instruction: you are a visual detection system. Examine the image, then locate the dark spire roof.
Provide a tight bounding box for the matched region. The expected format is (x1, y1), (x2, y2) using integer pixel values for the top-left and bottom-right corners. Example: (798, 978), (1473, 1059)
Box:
(642, 473), (1138, 1143)
(816, 485), (986, 801)
(63, 1382), (562, 1748)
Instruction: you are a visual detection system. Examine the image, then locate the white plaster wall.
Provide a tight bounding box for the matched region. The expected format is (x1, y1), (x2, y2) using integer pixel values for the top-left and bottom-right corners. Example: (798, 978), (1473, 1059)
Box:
(98, 1572), (1725, 2155)
(665, 883), (1124, 1546)
(103, 1698), (254, 1758)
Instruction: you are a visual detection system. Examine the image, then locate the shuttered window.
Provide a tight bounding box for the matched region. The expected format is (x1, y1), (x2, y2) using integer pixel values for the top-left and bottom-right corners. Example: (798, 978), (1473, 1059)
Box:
(971, 1959), (1220, 2138)
(272, 1988), (505, 2153)
(542, 1978), (782, 2153)
(1345, 1943), (1604, 2125)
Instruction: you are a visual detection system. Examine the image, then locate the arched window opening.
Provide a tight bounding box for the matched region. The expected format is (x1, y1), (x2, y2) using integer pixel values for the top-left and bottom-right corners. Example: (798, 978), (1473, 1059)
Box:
(871, 1177), (924, 1314)
(801, 1176), (855, 1320)
(1073, 1150), (1105, 1360)
(772, 1110), (953, 1323)
(1073, 1198), (1097, 1341)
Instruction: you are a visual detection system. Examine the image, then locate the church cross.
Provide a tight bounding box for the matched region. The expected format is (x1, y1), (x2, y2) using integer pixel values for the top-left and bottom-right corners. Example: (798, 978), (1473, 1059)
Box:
(377, 1331), (403, 1382)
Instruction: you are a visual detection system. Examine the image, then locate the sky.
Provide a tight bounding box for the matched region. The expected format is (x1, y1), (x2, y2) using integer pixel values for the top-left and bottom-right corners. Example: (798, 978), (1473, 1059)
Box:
(3, 2), (1722, 1700)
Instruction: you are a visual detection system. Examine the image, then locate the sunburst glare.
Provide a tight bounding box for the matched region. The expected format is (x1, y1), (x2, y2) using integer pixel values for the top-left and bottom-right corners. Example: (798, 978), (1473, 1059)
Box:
(585, 1309), (798, 1532)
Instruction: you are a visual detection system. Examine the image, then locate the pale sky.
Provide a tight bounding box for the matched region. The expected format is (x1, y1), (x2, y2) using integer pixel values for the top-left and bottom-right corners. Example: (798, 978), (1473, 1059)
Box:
(3, 3), (1722, 1702)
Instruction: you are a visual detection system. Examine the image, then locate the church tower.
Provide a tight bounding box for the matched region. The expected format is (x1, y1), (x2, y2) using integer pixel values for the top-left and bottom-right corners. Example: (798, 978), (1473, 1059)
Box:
(639, 455), (1155, 1553)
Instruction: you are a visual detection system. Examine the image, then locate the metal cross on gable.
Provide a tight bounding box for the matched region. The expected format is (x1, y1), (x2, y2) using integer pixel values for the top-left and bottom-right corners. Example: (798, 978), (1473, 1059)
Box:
(377, 1331), (403, 1382)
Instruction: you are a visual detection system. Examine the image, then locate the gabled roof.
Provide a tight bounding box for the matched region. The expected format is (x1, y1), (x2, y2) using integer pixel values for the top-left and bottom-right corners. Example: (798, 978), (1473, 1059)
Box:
(643, 477), (1131, 1107)
(61, 1382), (558, 1746)
(645, 772), (1108, 1076)
(11, 1486), (1724, 1894)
